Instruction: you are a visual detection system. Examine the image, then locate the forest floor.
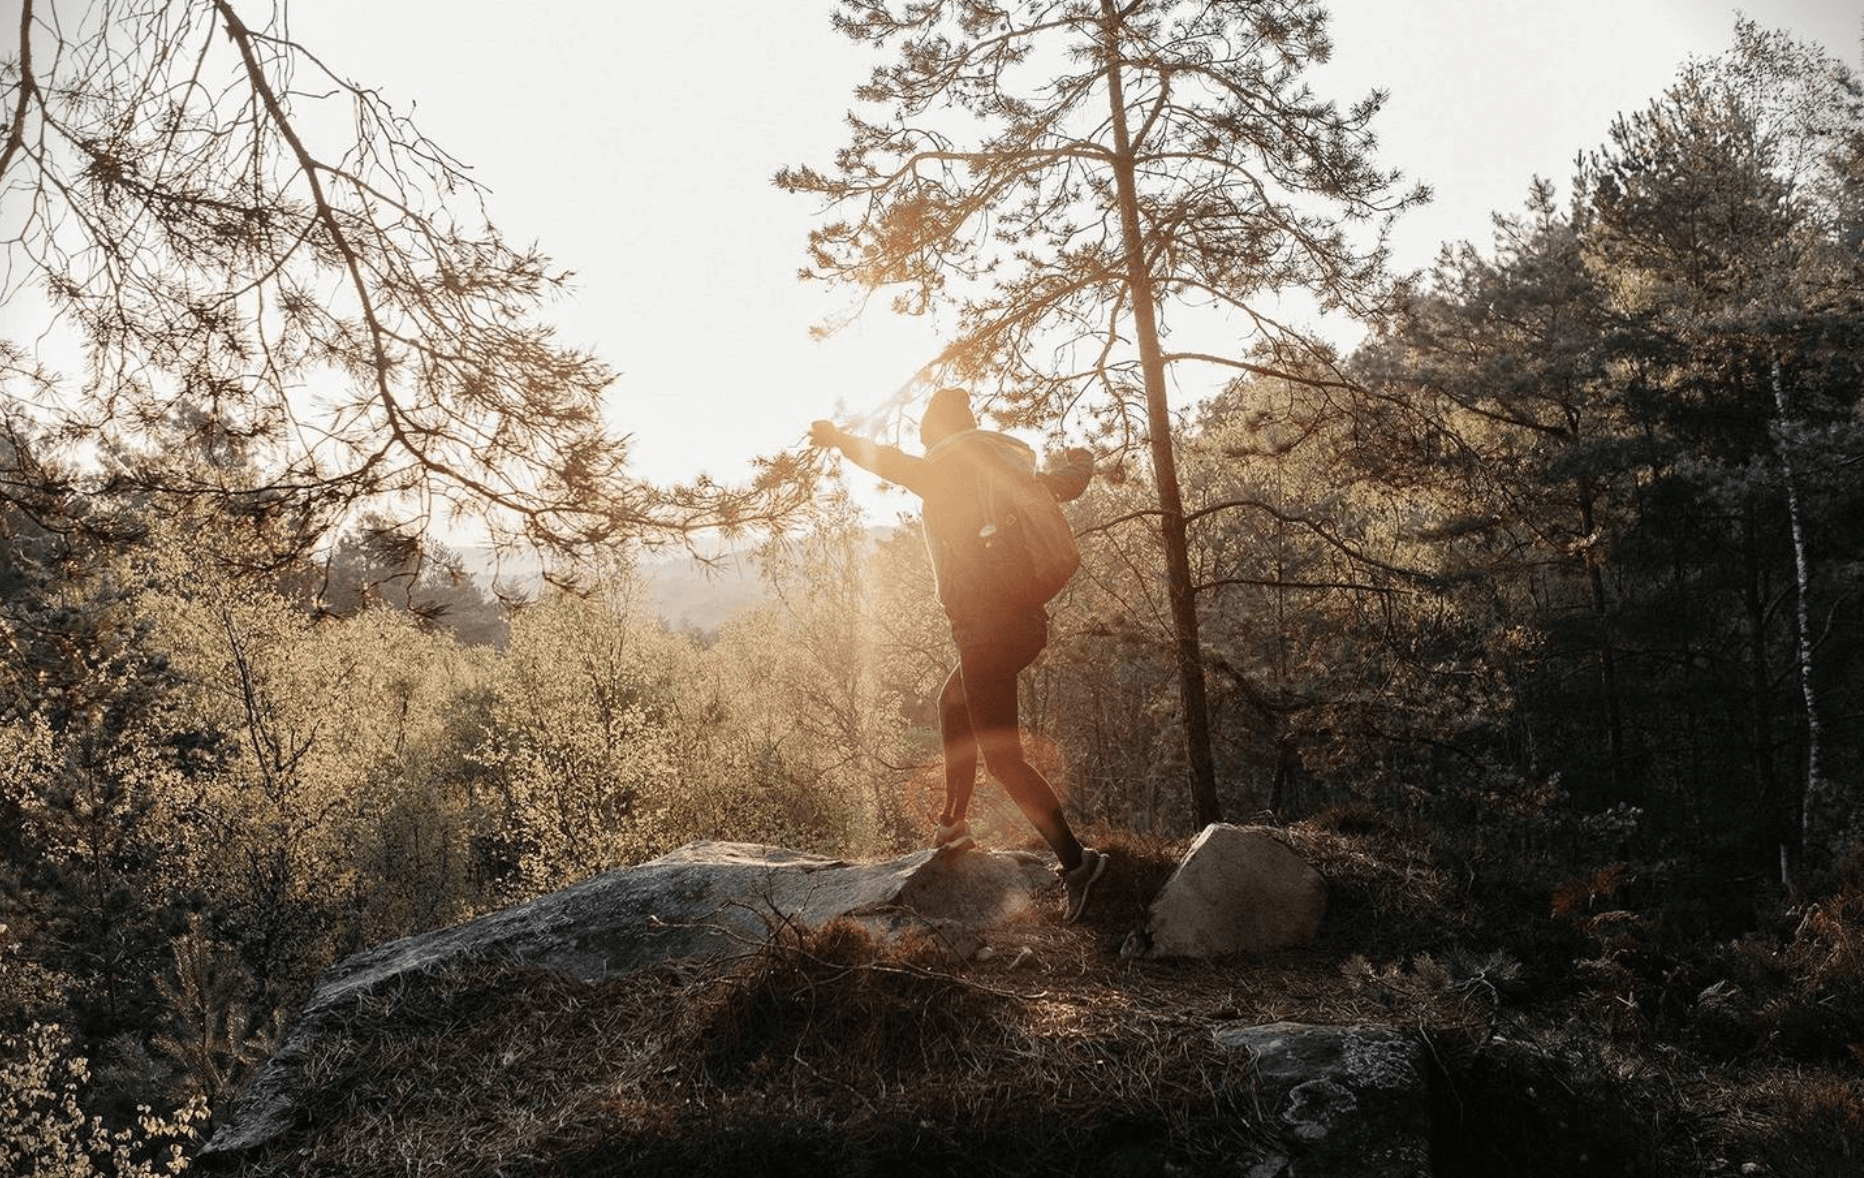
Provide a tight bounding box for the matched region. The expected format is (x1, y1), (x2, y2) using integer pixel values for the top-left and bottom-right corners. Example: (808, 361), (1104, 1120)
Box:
(222, 816), (1864, 1177)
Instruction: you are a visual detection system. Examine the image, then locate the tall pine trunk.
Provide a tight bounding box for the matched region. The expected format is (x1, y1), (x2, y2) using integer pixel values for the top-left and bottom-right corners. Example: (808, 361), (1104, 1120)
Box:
(1101, 0), (1223, 828)
(1576, 476), (1631, 803)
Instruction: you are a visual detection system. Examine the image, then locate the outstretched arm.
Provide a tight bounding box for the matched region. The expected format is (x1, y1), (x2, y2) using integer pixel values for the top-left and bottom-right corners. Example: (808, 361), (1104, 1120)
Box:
(810, 420), (930, 492)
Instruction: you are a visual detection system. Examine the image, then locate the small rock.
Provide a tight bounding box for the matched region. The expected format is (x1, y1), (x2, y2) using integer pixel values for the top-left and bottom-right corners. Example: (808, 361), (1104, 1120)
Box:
(1139, 824), (1327, 959)
(1216, 1022), (1430, 1178)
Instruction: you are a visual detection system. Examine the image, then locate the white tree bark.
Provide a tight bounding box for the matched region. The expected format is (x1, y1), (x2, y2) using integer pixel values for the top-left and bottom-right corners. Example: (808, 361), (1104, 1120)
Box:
(1772, 356), (1838, 879)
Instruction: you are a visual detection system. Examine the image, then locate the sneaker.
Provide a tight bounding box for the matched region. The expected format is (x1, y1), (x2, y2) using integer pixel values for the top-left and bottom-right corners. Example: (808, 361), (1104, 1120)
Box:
(933, 818), (976, 855)
(1061, 848), (1108, 923)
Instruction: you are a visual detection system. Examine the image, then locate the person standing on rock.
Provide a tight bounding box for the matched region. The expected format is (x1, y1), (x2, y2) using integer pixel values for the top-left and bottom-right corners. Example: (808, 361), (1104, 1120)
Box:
(810, 387), (1108, 922)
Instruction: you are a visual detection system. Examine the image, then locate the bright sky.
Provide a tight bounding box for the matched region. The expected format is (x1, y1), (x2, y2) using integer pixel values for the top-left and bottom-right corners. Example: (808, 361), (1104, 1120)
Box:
(291, 0), (1860, 515)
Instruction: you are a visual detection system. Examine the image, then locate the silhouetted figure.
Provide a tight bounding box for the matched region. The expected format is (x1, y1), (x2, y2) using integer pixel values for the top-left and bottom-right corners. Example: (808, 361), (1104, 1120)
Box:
(811, 387), (1107, 921)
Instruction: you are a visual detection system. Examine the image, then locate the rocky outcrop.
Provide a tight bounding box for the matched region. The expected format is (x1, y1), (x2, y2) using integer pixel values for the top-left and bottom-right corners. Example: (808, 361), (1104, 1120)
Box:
(202, 837), (1442, 1177)
(1129, 824), (1329, 959)
(200, 841), (1053, 1165)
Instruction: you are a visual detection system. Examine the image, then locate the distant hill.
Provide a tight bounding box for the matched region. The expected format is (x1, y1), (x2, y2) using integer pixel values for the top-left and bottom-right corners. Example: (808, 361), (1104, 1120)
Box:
(457, 527), (895, 636)
(640, 527), (897, 634)
(639, 549), (769, 635)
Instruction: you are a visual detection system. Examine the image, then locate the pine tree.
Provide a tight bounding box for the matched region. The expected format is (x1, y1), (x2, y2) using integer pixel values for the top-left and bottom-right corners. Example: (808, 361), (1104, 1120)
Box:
(780, 0), (1424, 825)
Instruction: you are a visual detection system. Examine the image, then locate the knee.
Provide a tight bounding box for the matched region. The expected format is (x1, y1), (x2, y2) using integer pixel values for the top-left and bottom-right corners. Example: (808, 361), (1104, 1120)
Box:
(978, 732), (1029, 777)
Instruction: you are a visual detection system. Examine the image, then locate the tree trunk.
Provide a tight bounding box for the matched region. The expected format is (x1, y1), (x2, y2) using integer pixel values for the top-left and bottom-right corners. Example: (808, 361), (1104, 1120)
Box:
(1773, 357), (1839, 880)
(1740, 508), (1780, 864)
(1576, 476), (1631, 804)
(1100, 0), (1223, 827)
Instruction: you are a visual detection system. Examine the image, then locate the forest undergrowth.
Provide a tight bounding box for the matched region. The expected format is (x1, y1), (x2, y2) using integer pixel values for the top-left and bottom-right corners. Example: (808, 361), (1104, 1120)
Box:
(208, 813), (1864, 1178)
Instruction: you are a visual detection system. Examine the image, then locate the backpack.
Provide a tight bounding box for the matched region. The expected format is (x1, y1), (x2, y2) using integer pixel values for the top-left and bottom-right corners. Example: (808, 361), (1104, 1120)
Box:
(941, 430), (1081, 606)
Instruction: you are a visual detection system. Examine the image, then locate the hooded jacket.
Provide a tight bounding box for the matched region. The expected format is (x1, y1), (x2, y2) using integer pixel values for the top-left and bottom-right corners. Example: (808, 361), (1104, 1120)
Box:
(833, 428), (1092, 627)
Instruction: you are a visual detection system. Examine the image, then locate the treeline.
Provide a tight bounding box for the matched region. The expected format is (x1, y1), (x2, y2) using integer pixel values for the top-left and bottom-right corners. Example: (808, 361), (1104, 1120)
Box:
(2, 17), (1861, 1173)
(1053, 23), (1862, 880)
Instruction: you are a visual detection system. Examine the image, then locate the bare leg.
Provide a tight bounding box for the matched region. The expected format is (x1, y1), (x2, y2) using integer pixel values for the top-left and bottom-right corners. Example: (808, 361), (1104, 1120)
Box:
(938, 664), (977, 826)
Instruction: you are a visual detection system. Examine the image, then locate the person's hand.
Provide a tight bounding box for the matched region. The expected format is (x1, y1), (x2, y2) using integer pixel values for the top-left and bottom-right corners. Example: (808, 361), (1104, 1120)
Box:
(809, 420), (842, 449)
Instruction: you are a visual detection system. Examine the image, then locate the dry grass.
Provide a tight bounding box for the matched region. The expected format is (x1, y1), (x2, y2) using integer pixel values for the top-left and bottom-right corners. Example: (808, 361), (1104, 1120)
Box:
(226, 820), (1864, 1178)
(271, 915), (1283, 1177)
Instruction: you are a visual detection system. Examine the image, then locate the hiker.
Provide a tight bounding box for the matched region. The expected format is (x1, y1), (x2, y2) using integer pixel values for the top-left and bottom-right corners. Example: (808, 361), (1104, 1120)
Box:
(809, 387), (1107, 922)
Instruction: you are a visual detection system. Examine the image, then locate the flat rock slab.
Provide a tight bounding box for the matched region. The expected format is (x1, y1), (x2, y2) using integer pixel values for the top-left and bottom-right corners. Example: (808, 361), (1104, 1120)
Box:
(200, 841), (1053, 1164)
(312, 840), (1048, 1007)
(1217, 1021), (1432, 1178)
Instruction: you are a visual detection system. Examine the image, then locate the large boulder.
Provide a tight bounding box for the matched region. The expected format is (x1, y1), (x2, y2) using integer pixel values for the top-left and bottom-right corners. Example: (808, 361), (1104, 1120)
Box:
(199, 841), (1052, 1166)
(1216, 1021), (1432, 1177)
(1132, 824), (1327, 959)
